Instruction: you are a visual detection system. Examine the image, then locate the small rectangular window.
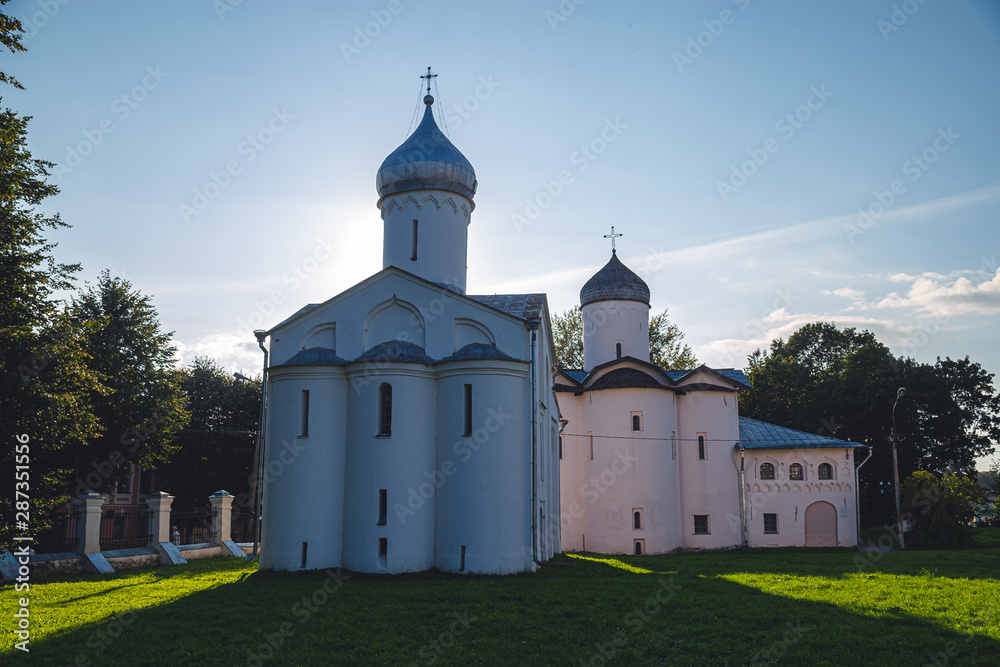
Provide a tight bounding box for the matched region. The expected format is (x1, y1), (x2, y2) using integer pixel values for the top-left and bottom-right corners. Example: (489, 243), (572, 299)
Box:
(588, 432), (594, 460)
(300, 390), (310, 437)
(698, 434), (706, 460)
(764, 513), (778, 534)
(411, 219), (418, 260)
(694, 515), (710, 535)
(633, 539), (644, 555)
(378, 537), (388, 556)
(464, 384), (473, 436)
(378, 489), (387, 525)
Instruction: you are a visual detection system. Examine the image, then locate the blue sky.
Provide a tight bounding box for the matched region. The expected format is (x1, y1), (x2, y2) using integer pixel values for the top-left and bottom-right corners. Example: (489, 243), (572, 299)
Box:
(7, 1), (1000, 464)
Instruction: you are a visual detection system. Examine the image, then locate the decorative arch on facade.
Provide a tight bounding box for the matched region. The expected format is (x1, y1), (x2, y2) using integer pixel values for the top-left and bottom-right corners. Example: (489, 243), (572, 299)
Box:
(757, 458), (778, 480)
(363, 296), (426, 350)
(300, 322), (336, 351)
(816, 460), (837, 481)
(786, 457), (807, 481)
(453, 318), (495, 349)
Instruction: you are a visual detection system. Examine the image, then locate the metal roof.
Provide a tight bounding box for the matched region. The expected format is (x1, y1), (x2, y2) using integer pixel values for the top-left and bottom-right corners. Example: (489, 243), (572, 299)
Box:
(278, 347), (348, 367)
(580, 251), (650, 307)
(665, 368), (751, 388)
(439, 342), (519, 362)
(468, 293), (546, 322)
(739, 417), (867, 450)
(376, 98), (477, 201)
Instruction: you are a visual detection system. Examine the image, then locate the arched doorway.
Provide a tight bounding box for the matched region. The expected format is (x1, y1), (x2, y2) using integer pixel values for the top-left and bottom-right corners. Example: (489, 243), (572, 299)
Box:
(804, 501), (838, 547)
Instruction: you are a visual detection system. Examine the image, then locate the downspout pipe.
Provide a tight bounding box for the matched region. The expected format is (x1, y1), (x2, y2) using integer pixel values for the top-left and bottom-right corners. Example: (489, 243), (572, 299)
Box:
(529, 324), (539, 566)
(854, 445), (872, 546)
(735, 443), (748, 548)
(248, 329), (269, 563)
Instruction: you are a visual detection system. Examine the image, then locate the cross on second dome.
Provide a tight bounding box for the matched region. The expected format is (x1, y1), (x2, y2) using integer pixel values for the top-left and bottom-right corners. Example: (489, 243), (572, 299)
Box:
(604, 226), (623, 251)
(420, 66), (437, 95)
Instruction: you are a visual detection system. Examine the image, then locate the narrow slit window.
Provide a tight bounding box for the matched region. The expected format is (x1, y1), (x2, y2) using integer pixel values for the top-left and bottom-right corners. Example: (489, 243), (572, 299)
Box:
(632, 414), (641, 431)
(378, 489), (387, 525)
(300, 390), (310, 437)
(301, 542), (308, 569)
(616, 342), (622, 359)
(588, 432), (594, 460)
(464, 384), (473, 436)
(698, 435), (706, 460)
(411, 219), (418, 260)
(459, 545), (466, 572)
(633, 539), (644, 555)
(378, 383), (392, 436)
(558, 436), (563, 460)
(633, 509), (643, 530)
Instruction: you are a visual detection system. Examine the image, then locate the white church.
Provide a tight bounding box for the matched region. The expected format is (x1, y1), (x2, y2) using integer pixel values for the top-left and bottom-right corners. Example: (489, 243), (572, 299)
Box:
(257, 76), (867, 574)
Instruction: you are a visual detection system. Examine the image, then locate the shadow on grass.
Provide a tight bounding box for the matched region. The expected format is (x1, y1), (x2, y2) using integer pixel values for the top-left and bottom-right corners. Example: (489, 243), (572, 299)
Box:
(9, 551), (1000, 666)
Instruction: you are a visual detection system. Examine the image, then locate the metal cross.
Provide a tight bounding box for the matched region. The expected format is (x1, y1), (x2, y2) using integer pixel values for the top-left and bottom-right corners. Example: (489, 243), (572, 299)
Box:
(420, 66), (437, 95)
(604, 226), (623, 251)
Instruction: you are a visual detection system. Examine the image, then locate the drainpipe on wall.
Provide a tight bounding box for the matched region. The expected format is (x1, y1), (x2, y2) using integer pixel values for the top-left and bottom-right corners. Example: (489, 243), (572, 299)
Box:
(736, 443), (748, 548)
(248, 329), (269, 563)
(854, 446), (872, 546)
(529, 324), (540, 566)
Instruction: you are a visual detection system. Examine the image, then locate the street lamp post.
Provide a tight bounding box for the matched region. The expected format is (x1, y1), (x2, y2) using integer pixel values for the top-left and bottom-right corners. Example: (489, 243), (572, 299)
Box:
(891, 387), (906, 550)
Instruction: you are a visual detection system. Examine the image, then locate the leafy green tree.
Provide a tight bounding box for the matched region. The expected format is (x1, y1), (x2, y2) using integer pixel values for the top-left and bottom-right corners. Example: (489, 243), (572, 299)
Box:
(901, 471), (987, 548)
(741, 322), (1000, 527)
(68, 271), (189, 491)
(0, 6), (104, 551)
(551, 305), (697, 370)
(156, 357), (260, 512)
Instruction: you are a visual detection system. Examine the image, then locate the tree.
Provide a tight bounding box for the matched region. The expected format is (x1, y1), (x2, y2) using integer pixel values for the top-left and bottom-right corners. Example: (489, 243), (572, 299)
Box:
(156, 357), (260, 512)
(551, 305), (697, 370)
(67, 271), (189, 492)
(741, 322), (1000, 527)
(0, 6), (105, 551)
(900, 471), (987, 548)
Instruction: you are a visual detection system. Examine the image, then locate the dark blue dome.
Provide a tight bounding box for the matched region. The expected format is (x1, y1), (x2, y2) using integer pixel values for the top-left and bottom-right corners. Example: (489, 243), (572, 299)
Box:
(580, 251), (650, 307)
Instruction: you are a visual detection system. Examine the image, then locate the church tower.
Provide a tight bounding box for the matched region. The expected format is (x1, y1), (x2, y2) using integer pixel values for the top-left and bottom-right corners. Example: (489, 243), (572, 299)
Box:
(376, 80), (477, 294)
(580, 247), (651, 371)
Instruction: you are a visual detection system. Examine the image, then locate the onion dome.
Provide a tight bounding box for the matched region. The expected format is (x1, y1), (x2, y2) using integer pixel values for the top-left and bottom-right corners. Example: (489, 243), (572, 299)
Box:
(376, 95), (477, 201)
(580, 250), (651, 307)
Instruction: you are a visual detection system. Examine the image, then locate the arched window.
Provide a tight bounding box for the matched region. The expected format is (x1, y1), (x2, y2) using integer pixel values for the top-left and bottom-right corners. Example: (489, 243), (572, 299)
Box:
(377, 383), (392, 436)
(818, 463), (833, 480)
(634, 541), (643, 555)
(698, 435), (706, 460)
(633, 511), (642, 530)
(616, 342), (622, 359)
(760, 462), (775, 480)
(789, 463), (804, 480)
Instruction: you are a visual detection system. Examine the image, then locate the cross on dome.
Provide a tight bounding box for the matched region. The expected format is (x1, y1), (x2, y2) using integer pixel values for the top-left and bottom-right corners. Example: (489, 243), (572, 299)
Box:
(604, 226), (623, 252)
(420, 66), (437, 96)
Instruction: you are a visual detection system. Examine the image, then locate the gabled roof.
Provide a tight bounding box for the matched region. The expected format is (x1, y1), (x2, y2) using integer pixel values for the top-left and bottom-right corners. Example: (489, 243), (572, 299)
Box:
(666, 366), (751, 389)
(554, 358), (748, 395)
(265, 266), (547, 336)
(739, 417), (867, 450)
(468, 294), (545, 322)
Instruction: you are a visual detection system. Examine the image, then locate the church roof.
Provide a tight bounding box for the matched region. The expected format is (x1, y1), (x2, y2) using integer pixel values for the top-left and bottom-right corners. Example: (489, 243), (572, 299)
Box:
(279, 347), (348, 366)
(739, 417), (867, 450)
(580, 250), (650, 307)
(439, 342), (518, 362)
(469, 294), (546, 322)
(376, 96), (477, 201)
(357, 340), (436, 365)
(665, 368), (751, 388)
(589, 367), (665, 390)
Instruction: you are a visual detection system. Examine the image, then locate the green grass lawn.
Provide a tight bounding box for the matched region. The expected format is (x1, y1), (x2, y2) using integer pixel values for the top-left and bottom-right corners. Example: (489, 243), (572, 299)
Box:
(3, 546), (999, 666)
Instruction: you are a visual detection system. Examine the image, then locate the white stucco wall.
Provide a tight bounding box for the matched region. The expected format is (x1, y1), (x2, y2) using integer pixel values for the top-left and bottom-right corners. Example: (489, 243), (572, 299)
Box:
(379, 190), (472, 293)
(582, 300), (650, 371)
